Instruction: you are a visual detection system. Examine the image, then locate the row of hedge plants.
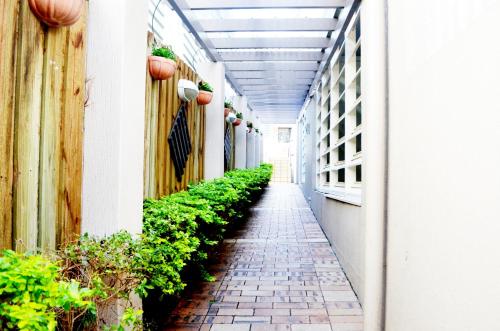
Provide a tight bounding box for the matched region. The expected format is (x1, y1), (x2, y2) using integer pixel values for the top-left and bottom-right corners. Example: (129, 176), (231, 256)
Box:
(0, 164), (272, 331)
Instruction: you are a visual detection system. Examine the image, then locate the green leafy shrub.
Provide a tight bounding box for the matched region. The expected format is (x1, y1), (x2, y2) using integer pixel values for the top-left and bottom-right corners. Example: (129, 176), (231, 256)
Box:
(0, 165), (273, 330)
(142, 164), (273, 296)
(0, 250), (94, 331)
(198, 81), (214, 93)
(152, 46), (176, 61)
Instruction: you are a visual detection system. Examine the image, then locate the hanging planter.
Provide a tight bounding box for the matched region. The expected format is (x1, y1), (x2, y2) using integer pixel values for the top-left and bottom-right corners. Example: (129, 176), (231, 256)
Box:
(247, 121), (253, 133)
(197, 81), (213, 105)
(148, 46), (177, 80)
(224, 100), (233, 117)
(28, 0), (84, 27)
(233, 112), (243, 126)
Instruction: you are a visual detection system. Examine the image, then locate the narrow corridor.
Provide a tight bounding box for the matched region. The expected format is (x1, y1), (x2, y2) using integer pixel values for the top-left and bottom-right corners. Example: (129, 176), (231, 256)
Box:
(165, 184), (363, 331)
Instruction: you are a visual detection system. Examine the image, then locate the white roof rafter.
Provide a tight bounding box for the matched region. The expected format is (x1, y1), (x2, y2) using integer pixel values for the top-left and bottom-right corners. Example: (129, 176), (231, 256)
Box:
(166, 0), (359, 123)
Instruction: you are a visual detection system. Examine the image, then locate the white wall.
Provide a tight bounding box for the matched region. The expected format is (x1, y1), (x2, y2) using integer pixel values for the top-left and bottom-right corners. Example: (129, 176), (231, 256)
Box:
(385, 1), (500, 330)
(197, 62), (225, 179)
(82, 0), (148, 236)
(297, 95), (366, 303)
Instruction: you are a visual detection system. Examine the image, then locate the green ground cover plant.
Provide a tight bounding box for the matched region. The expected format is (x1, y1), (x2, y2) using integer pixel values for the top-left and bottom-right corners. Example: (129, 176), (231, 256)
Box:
(0, 164), (272, 330)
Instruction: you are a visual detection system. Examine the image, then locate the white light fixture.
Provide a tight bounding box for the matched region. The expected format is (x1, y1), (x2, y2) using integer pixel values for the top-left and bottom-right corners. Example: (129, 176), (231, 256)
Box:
(177, 79), (199, 102)
(225, 112), (237, 123)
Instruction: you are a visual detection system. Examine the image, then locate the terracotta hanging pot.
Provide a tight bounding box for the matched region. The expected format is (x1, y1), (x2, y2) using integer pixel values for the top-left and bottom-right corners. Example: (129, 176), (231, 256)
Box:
(148, 56), (177, 80)
(224, 108), (232, 117)
(197, 90), (213, 106)
(232, 118), (242, 127)
(28, 0), (84, 27)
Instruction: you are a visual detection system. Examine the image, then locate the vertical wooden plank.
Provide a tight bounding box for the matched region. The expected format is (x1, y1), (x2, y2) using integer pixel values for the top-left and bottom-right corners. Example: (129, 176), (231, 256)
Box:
(188, 70), (196, 184)
(143, 36), (153, 198)
(156, 80), (167, 197)
(12, 0), (45, 251)
(193, 103), (201, 183)
(38, 26), (68, 250)
(148, 83), (159, 199)
(199, 107), (206, 180)
(171, 63), (181, 193)
(0, 0), (20, 250)
(57, 5), (87, 246)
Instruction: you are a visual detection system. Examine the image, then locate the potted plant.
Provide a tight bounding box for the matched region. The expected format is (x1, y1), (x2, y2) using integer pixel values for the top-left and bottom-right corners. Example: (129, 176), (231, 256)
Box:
(148, 45), (177, 80)
(28, 0), (84, 27)
(224, 100), (233, 117)
(247, 121), (253, 133)
(233, 112), (243, 126)
(197, 81), (213, 105)
(255, 128), (260, 134)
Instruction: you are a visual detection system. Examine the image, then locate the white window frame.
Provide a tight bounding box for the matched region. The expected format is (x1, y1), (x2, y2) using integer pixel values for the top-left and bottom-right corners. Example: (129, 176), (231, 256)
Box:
(316, 10), (362, 206)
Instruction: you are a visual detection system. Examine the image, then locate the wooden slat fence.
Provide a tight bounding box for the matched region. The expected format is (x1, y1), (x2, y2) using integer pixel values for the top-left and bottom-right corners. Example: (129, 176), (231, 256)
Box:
(0, 0), (87, 251)
(144, 33), (206, 199)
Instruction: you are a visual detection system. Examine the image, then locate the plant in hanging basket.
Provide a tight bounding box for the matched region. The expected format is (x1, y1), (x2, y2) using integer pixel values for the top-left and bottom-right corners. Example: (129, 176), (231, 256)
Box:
(233, 112), (243, 126)
(197, 81), (213, 105)
(149, 45), (177, 80)
(28, 0), (84, 27)
(246, 121), (253, 132)
(224, 100), (233, 117)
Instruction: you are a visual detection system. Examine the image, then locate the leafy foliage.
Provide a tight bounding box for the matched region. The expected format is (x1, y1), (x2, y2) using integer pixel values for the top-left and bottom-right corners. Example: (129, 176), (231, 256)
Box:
(0, 165), (273, 330)
(247, 121), (253, 129)
(142, 164), (272, 295)
(198, 81), (214, 93)
(224, 100), (233, 109)
(152, 46), (176, 61)
(236, 112), (243, 119)
(0, 250), (94, 331)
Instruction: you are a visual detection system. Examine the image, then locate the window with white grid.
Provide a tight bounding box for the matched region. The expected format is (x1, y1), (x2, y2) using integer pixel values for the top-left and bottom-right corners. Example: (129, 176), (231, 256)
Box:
(316, 11), (362, 205)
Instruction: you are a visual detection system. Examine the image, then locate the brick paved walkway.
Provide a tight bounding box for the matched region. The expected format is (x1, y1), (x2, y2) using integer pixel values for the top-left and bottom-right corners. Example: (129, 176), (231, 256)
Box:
(165, 184), (363, 331)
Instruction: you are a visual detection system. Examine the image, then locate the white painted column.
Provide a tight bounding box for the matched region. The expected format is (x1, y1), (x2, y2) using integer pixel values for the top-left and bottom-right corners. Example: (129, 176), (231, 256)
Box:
(361, 0), (387, 330)
(233, 96), (248, 169)
(246, 132), (256, 168)
(197, 62), (225, 180)
(82, 0), (148, 236)
(254, 133), (261, 166)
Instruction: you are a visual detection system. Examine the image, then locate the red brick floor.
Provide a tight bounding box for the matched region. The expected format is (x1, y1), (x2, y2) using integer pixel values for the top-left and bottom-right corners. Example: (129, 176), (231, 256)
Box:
(164, 184), (363, 331)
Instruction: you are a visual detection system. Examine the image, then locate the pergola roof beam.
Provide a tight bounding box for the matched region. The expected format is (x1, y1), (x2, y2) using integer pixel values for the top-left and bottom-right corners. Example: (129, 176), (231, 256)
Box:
(232, 71), (316, 79)
(219, 51), (324, 62)
(186, 0), (346, 10)
(197, 18), (338, 32)
(237, 78), (313, 85)
(225, 62), (320, 71)
(211, 37), (332, 49)
(242, 85), (310, 91)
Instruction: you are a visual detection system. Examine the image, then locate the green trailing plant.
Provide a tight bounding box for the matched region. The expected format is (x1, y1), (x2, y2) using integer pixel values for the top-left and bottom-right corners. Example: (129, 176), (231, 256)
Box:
(224, 100), (233, 109)
(236, 112), (243, 119)
(151, 45), (176, 61)
(198, 81), (214, 93)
